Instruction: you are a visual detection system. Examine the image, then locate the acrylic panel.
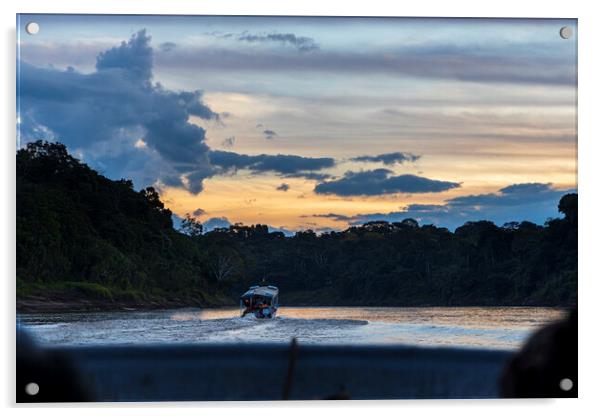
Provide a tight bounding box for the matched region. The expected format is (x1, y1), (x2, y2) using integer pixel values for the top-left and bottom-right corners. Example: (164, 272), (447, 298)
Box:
(16, 14), (577, 402)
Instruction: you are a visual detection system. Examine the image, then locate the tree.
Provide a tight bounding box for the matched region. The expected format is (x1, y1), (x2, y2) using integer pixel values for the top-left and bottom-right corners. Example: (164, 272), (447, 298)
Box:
(16, 141), (578, 309)
(558, 193), (577, 226)
(209, 252), (241, 282)
(181, 213), (203, 239)
(400, 218), (419, 228)
(140, 187), (173, 228)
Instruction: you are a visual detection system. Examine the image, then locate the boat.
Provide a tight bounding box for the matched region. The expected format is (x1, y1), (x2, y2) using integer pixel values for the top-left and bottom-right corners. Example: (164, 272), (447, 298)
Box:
(240, 285), (279, 318)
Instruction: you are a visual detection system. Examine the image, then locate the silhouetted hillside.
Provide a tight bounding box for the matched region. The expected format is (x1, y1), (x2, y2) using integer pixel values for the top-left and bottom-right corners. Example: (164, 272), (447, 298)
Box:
(17, 141), (227, 310)
(17, 141), (577, 311)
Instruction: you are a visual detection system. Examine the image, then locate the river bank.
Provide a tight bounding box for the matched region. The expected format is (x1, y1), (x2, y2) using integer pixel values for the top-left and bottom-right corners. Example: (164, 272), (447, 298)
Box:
(16, 279), (234, 313)
(17, 296), (210, 313)
(17, 292), (573, 314)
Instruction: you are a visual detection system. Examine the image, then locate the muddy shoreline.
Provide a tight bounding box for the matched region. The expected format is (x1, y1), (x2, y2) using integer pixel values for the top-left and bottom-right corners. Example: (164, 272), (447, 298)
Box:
(17, 295), (569, 314)
(16, 295), (234, 314)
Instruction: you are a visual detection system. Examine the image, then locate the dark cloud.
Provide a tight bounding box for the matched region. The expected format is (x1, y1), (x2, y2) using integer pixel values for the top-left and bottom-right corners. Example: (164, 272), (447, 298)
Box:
(351, 152), (420, 165)
(276, 183), (290, 192)
(267, 226), (295, 237)
(221, 136), (236, 148)
(313, 226), (342, 235)
(447, 182), (565, 208)
(314, 169), (460, 196)
(304, 213), (353, 222)
(208, 31), (319, 52)
(159, 42), (177, 52)
(95, 31), (154, 81)
(202, 217), (232, 232)
(283, 172), (333, 181)
(318, 183), (575, 231)
(238, 32), (319, 52)
(19, 30), (219, 195)
(209, 150), (335, 176)
(192, 208), (206, 217)
(263, 129), (278, 140)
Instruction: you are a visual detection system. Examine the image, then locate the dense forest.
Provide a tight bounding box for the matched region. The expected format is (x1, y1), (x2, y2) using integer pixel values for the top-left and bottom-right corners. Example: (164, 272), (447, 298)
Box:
(17, 141), (577, 311)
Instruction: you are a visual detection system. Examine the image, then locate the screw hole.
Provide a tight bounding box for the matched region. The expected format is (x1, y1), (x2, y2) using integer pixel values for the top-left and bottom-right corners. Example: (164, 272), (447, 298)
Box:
(25, 22), (39, 35)
(25, 382), (39, 396)
(559, 26), (572, 39)
(559, 378), (573, 391)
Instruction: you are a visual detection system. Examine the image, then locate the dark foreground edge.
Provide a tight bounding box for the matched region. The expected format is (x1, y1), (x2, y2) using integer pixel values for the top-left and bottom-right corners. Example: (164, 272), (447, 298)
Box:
(17, 328), (514, 402)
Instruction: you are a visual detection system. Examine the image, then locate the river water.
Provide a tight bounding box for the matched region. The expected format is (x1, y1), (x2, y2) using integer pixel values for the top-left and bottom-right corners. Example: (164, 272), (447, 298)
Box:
(18, 306), (566, 350)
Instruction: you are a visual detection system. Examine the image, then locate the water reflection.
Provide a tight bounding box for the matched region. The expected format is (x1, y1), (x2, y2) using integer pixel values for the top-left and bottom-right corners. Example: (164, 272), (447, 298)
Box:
(18, 306), (566, 350)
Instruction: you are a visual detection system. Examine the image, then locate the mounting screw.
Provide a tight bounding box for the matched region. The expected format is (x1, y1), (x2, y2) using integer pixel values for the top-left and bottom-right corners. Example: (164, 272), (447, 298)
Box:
(559, 26), (572, 40)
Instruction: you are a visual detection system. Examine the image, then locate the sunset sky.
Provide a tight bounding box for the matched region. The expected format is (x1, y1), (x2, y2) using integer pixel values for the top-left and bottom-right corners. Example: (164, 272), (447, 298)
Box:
(17, 15), (577, 233)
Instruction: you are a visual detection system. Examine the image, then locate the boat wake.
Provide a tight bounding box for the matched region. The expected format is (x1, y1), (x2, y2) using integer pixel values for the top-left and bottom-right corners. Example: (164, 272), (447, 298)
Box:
(194, 315), (369, 344)
(18, 306), (561, 348)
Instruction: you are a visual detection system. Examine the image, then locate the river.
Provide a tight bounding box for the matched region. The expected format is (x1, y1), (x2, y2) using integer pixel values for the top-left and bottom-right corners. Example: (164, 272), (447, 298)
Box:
(18, 306), (566, 350)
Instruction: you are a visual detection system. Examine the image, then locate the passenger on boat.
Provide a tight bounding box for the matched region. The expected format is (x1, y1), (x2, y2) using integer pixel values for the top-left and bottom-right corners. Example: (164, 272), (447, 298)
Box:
(260, 302), (271, 318)
(241, 299), (252, 317)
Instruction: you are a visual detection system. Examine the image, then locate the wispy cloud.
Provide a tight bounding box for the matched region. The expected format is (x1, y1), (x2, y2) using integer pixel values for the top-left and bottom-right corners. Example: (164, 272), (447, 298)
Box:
(283, 172), (333, 181)
(155, 42), (575, 86)
(206, 30), (320, 52)
(221, 136), (236, 148)
(351, 152), (420, 165)
(263, 129), (278, 140)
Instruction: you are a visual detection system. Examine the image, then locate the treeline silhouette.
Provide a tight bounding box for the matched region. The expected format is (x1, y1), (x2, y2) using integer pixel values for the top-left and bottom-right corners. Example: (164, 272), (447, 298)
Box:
(17, 141), (224, 307)
(17, 141), (577, 309)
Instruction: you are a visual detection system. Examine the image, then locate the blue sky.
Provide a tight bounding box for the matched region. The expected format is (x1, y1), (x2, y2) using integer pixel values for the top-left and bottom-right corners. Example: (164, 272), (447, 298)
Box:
(17, 15), (577, 232)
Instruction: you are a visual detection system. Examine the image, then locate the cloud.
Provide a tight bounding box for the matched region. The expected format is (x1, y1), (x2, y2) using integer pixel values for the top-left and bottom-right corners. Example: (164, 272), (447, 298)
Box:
(351, 152), (420, 165)
(410, 183), (575, 228)
(238, 32), (319, 52)
(283, 172), (333, 181)
(304, 213), (353, 222)
(19, 30), (219, 195)
(313, 226), (342, 235)
(171, 213), (185, 230)
(192, 208), (206, 217)
(263, 129), (278, 140)
(314, 169), (460, 196)
(201, 216), (294, 236)
(203, 216), (232, 232)
(221, 136), (236, 148)
(267, 226), (295, 236)
(446, 182), (564, 207)
(95, 32), (154, 81)
(209, 150), (335, 176)
(318, 183), (575, 230)
(276, 183), (290, 192)
(154, 42), (575, 86)
(207, 31), (319, 52)
(159, 42), (177, 52)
